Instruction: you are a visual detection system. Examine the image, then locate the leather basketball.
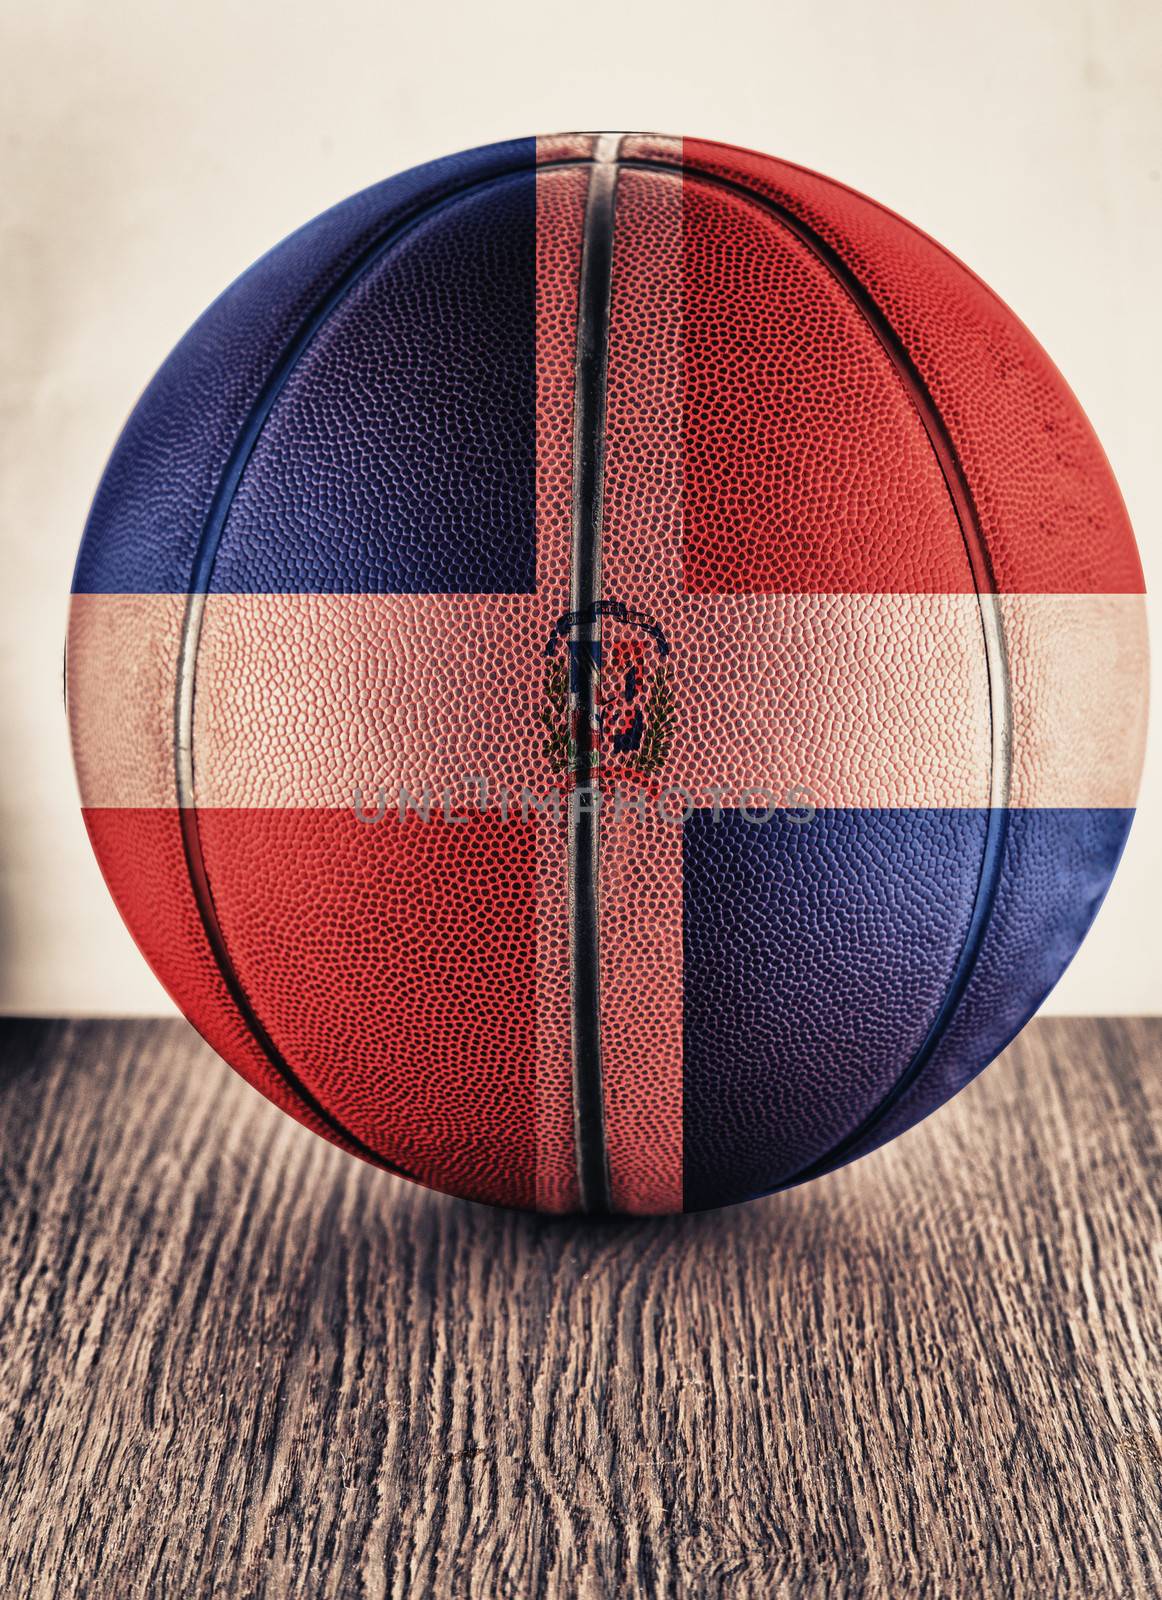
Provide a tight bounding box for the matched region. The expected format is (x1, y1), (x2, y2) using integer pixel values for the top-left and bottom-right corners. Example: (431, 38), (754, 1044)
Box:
(68, 133), (1148, 1213)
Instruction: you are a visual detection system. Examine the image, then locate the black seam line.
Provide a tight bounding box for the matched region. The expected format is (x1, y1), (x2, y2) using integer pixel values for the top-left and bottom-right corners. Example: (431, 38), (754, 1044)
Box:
(642, 158), (1013, 1193)
(568, 134), (621, 1215)
(174, 163), (542, 1180)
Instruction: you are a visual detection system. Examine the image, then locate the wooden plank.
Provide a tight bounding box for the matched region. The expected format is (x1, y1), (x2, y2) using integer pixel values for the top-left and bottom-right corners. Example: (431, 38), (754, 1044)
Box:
(0, 1017), (1158, 1598)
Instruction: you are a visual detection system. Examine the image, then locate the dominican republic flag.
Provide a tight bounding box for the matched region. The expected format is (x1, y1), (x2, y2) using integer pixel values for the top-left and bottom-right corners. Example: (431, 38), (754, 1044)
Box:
(68, 134), (1147, 1212)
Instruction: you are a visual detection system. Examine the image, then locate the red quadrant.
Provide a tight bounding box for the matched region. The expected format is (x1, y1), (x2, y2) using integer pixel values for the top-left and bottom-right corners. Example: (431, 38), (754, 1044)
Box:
(85, 808), (539, 1208)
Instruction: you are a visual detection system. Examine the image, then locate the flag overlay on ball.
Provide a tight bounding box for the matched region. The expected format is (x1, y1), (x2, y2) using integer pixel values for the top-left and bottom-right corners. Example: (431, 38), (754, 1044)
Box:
(68, 134), (1148, 1213)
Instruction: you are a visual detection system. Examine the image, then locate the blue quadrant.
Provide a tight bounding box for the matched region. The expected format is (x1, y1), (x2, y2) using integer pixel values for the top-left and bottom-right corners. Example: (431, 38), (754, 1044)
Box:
(681, 806), (1134, 1209)
(72, 139), (536, 596)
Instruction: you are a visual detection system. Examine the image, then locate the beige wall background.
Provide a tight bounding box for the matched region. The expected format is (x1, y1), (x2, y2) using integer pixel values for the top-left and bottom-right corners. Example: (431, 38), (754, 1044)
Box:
(2, 0), (1158, 1014)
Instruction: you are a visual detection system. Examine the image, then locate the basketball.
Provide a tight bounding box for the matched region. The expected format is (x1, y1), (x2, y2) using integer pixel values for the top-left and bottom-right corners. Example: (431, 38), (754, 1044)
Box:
(67, 133), (1148, 1213)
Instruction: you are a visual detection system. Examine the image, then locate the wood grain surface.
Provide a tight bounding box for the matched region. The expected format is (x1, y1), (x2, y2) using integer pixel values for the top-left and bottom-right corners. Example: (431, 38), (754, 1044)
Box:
(0, 1017), (1158, 1599)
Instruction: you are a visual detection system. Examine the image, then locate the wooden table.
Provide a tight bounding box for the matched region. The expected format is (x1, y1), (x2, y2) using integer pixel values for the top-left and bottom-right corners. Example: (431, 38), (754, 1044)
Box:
(0, 1017), (1158, 1598)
